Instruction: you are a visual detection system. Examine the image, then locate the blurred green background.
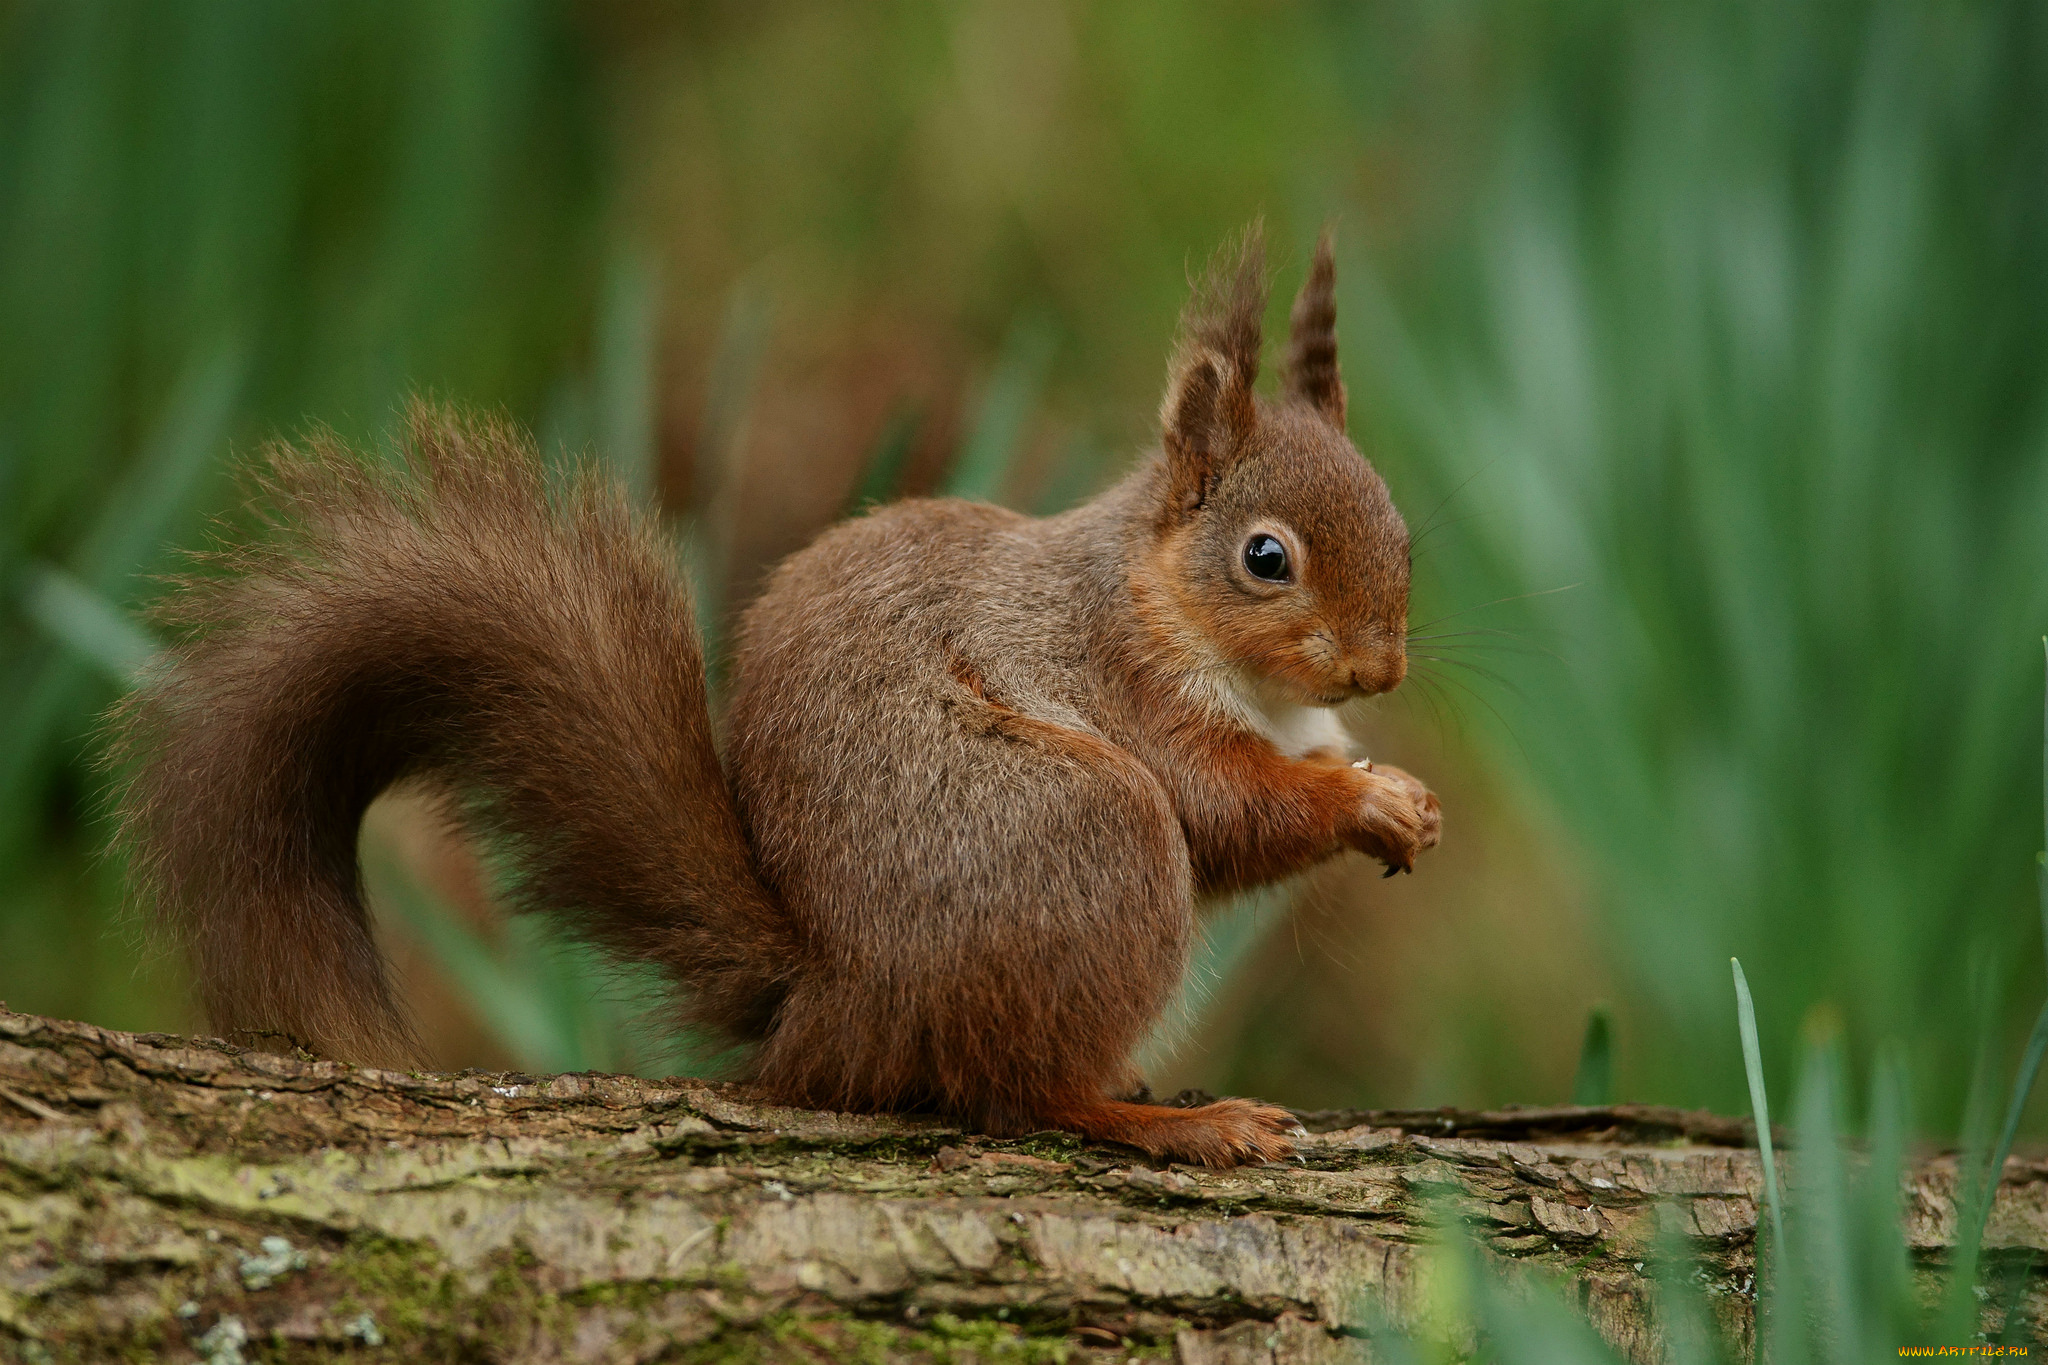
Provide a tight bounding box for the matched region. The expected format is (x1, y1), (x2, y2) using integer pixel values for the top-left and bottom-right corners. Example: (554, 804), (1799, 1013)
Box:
(3, 0), (2045, 1139)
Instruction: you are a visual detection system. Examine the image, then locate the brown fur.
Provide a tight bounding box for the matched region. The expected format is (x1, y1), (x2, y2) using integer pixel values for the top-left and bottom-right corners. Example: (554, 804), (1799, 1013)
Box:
(111, 407), (792, 1066)
(1284, 229), (1346, 427)
(112, 229), (1439, 1166)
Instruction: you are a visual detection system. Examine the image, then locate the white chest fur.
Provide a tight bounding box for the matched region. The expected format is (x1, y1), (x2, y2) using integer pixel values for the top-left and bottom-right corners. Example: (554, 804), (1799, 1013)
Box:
(1189, 669), (1354, 759)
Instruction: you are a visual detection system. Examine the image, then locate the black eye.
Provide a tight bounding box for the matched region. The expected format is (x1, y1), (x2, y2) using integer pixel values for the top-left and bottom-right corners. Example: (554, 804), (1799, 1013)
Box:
(1243, 533), (1290, 582)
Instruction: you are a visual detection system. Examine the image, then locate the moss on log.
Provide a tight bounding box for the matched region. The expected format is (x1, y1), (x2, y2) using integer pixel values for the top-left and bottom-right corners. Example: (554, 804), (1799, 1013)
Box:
(0, 1010), (2039, 1362)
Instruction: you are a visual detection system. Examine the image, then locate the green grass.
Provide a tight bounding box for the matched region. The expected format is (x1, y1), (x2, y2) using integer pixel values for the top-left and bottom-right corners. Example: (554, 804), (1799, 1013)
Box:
(1377, 646), (2048, 1356)
(1570, 1004), (1615, 1107)
(1379, 962), (2042, 1358)
(0, 0), (602, 1037)
(1346, 0), (2048, 1128)
(1731, 959), (1785, 1256)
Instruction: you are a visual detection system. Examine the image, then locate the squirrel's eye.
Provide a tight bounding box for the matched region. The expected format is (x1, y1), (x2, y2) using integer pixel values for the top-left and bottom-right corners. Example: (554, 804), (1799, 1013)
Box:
(1243, 533), (1290, 583)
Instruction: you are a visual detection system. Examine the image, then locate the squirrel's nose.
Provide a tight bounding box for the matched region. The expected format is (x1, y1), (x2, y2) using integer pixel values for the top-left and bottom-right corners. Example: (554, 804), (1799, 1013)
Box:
(1349, 650), (1407, 696)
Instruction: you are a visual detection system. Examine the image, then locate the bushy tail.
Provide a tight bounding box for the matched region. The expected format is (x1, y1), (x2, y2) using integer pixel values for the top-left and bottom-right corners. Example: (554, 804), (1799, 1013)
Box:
(110, 403), (793, 1067)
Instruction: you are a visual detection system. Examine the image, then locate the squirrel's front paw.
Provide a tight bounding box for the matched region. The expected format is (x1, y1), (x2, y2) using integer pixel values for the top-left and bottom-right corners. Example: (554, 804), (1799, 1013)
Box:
(1345, 761), (1442, 875)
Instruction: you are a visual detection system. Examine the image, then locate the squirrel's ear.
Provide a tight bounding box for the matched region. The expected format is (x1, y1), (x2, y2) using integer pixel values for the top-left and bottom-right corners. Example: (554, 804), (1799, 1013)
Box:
(1160, 346), (1238, 516)
(1161, 226), (1265, 516)
(1282, 228), (1346, 429)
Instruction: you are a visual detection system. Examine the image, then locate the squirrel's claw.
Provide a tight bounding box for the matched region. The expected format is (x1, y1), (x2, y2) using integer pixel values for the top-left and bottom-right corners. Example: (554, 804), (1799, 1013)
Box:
(1350, 761), (1440, 875)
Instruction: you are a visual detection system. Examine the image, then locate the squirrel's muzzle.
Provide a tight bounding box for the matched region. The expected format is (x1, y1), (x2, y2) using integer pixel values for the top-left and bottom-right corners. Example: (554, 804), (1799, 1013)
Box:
(1347, 648), (1407, 697)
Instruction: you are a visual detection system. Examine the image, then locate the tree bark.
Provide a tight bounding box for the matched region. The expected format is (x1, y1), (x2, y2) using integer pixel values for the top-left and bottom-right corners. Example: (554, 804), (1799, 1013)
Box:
(0, 1010), (2039, 1363)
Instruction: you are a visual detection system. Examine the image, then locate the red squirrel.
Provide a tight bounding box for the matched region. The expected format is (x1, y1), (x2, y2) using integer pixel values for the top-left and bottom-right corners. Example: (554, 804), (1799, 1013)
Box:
(112, 227), (1439, 1167)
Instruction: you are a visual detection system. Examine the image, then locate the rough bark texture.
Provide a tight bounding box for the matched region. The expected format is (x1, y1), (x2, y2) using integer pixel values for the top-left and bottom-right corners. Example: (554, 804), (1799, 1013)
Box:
(0, 1010), (2041, 1363)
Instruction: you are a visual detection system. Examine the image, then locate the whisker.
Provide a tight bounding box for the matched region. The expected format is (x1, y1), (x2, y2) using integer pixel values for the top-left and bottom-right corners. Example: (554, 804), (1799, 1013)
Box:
(1408, 640), (1558, 664)
(1406, 460), (1500, 549)
(1407, 626), (1559, 663)
(1407, 583), (1581, 634)
(1410, 663), (1524, 747)
(1298, 905), (1358, 974)
(1406, 628), (1545, 643)
(1407, 654), (1523, 695)
(1393, 669), (1461, 743)
(1410, 508), (1499, 557)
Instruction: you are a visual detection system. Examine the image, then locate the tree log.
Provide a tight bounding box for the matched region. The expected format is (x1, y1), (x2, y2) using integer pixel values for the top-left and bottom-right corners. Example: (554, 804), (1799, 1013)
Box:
(0, 1010), (2040, 1362)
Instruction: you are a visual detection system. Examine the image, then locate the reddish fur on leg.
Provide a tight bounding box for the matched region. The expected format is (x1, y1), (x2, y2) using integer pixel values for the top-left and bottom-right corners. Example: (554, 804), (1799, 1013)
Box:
(1039, 1095), (1298, 1167)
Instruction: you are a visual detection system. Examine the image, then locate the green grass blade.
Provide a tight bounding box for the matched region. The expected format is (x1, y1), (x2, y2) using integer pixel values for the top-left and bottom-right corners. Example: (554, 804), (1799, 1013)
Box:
(1731, 958), (1786, 1254)
(1996, 1251), (2038, 1346)
(1458, 1218), (1631, 1365)
(504, 915), (616, 1074)
(1933, 949), (2009, 1340)
(1135, 887), (1288, 1081)
(1979, 1002), (2048, 1245)
(696, 277), (774, 516)
(1030, 430), (1104, 517)
(1646, 1219), (1726, 1365)
(362, 840), (580, 1075)
(944, 313), (1055, 503)
(1, 343), (241, 803)
(845, 405), (921, 513)
(1571, 1003), (1615, 1106)
(595, 247), (660, 508)
(1975, 647), (2048, 1260)
(71, 341), (244, 592)
(17, 563), (159, 685)
(1791, 1030), (1861, 1362)
(1862, 1052), (1920, 1346)
(687, 277), (775, 665)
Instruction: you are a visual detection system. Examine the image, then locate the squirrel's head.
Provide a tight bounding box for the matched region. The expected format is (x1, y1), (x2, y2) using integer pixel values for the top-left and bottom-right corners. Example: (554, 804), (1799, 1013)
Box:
(1136, 225), (1410, 706)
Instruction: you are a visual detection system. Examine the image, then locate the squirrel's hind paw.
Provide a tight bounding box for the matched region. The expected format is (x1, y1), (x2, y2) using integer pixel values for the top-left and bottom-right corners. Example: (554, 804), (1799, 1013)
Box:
(1177, 1098), (1299, 1166)
(1046, 1095), (1298, 1167)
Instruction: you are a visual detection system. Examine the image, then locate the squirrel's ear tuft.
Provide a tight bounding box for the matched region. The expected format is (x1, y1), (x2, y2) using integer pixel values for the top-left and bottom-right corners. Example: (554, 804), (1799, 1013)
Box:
(1283, 228), (1346, 429)
(1161, 225), (1265, 515)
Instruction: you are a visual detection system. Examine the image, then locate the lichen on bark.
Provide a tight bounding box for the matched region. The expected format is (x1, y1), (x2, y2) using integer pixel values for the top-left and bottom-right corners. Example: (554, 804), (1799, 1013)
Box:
(0, 1011), (2039, 1362)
